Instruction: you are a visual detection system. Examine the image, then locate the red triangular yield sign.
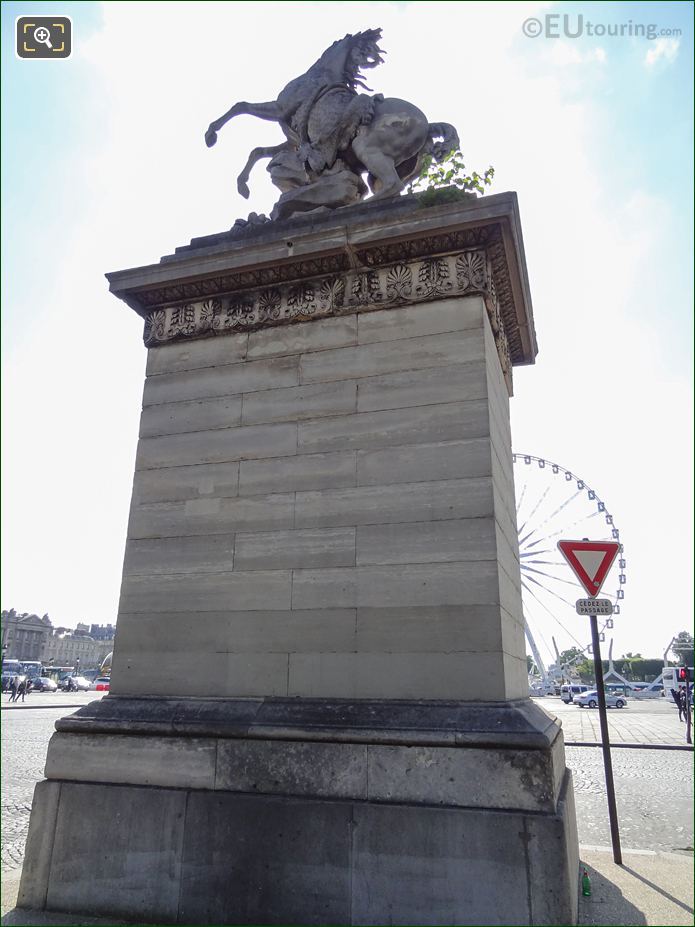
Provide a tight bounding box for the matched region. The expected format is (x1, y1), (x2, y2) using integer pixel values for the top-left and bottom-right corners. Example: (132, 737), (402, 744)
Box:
(557, 539), (621, 597)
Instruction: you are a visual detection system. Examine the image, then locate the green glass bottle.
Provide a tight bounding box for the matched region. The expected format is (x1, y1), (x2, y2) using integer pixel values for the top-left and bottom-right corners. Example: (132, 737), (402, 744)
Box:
(581, 869), (591, 897)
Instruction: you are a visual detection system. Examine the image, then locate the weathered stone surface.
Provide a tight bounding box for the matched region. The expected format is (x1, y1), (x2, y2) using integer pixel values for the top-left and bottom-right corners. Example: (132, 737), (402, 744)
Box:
(299, 329), (485, 384)
(287, 651), (509, 700)
(179, 792), (352, 925)
(139, 395), (242, 438)
(146, 332), (247, 376)
(128, 493), (295, 538)
(356, 437), (491, 486)
(56, 694), (562, 749)
(366, 743), (556, 811)
(123, 534), (236, 575)
(143, 355), (299, 406)
(18, 770), (577, 925)
(135, 421), (297, 470)
(17, 781), (61, 910)
(215, 739), (368, 798)
(247, 315), (357, 359)
(355, 605), (504, 653)
(297, 401), (489, 454)
(356, 518), (496, 565)
(238, 450), (356, 495)
(295, 478), (492, 529)
(292, 561), (499, 610)
(357, 362), (487, 412)
(119, 569), (292, 612)
(132, 460), (240, 505)
(526, 772), (579, 926)
(351, 801), (530, 925)
(241, 379), (356, 424)
(46, 782), (186, 922)
(45, 732), (217, 790)
(357, 295), (484, 344)
(504, 652), (531, 701)
(115, 610), (357, 654)
(234, 527), (355, 570)
(113, 652), (291, 698)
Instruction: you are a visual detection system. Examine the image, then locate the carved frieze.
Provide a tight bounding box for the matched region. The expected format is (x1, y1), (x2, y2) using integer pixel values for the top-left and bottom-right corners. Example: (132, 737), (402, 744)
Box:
(143, 247), (514, 389)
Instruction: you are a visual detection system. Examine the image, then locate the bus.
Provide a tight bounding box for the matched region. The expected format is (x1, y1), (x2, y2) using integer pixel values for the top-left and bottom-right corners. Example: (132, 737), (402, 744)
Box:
(20, 661), (43, 680)
(1, 659), (42, 680)
(1, 659), (22, 689)
(42, 665), (75, 683)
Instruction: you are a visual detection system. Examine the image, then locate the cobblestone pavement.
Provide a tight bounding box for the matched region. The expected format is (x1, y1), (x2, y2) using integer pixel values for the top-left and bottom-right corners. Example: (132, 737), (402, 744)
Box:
(2, 695), (693, 875)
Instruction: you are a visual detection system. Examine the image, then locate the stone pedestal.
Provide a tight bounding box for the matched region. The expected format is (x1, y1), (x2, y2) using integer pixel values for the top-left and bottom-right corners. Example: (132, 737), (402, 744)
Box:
(19, 192), (578, 924)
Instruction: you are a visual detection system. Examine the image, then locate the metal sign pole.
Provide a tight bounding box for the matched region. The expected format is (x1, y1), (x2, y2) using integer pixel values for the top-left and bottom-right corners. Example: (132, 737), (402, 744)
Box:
(590, 613), (622, 864)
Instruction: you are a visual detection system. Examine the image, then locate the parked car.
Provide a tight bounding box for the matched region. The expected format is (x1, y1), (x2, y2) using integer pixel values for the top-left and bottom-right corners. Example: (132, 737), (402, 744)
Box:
(573, 690), (627, 709)
(89, 677), (110, 691)
(32, 676), (58, 692)
(59, 675), (91, 692)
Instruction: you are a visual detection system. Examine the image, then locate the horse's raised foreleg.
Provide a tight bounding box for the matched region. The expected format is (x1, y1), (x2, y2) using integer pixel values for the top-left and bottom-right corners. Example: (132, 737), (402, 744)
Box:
(236, 143), (289, 199)
(205, 100), (285, 148)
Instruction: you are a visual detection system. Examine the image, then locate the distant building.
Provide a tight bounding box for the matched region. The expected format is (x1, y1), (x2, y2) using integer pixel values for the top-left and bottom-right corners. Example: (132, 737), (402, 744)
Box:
(44, 627), (115, 670)
(1, 612), (116, 669)
(1, 610), (53, 662)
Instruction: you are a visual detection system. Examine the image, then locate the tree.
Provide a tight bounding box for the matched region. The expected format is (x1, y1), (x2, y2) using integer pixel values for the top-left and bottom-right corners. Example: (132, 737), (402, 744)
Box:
(670, 632), (694, 667)
(526, 655), (535, 673)
(559, 647), (585, 667)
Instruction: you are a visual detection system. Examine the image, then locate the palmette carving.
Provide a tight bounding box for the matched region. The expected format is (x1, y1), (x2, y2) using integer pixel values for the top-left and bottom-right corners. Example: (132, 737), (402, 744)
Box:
(456, 251), (487, 291)
(319, 277), (345, 312)
(257, 288), (282, 322)
(385, 263), (412, 301)
(142, 247), (511, 388)
(416, 258), (451, 299)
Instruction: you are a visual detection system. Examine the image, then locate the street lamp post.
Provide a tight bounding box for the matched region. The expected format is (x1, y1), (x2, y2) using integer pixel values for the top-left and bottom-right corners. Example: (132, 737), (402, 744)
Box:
(74, 657), (80, 677)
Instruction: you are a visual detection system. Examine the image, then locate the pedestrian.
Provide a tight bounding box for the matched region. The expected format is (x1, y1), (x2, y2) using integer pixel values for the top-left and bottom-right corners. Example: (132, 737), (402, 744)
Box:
(17, 679), (27, 702)
(671, 688), (681, 709)
(8, 676), (18, 702)
(677, 689), (686, 722)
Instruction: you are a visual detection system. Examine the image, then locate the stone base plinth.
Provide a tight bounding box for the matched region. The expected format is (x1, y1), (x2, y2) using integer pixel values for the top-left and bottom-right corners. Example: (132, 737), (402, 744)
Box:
(19, 697), (579, 925)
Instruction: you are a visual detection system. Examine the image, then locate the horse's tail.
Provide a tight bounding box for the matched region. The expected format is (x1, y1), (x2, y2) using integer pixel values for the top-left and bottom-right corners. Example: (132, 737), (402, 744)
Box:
(426, 123), (460, 162)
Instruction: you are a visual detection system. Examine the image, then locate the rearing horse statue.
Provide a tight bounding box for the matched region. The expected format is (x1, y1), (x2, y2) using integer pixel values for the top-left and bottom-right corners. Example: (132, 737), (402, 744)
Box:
(205, 29), (459, 218)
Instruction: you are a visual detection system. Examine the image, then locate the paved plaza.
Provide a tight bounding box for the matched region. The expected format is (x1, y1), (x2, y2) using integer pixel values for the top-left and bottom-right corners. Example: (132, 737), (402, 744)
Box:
(539, 695), (692, 746)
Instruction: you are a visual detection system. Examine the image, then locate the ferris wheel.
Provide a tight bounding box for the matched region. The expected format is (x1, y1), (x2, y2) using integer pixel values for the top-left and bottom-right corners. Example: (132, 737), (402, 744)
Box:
(512, 453), (627, 673)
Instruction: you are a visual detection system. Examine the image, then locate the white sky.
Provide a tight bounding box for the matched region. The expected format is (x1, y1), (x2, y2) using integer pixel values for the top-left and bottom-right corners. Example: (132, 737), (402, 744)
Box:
(2, 1), (693, 664)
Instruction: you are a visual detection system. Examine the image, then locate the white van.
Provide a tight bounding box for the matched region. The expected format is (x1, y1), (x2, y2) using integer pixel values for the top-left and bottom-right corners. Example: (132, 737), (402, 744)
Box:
(560, 684), (589, 703)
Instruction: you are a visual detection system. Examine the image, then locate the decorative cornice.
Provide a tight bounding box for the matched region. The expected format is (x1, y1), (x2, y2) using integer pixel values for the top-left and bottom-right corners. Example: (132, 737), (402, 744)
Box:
(138, 252), (352, 309)
(143, 247), (513, 389)
(107, 193), (538, 380)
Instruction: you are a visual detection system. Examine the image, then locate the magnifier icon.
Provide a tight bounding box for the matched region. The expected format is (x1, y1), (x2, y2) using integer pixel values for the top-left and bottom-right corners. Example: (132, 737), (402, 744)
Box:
(33, 26), (53, 49)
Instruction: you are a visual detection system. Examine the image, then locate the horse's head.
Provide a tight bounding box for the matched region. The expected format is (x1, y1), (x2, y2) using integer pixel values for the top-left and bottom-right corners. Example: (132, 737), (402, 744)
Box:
(316, 29), (385, 91)
(344, 28), (385, 90)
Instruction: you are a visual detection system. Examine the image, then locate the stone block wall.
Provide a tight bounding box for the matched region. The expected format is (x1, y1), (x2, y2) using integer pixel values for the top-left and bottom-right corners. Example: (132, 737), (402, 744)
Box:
(112, 295), (526, 700)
